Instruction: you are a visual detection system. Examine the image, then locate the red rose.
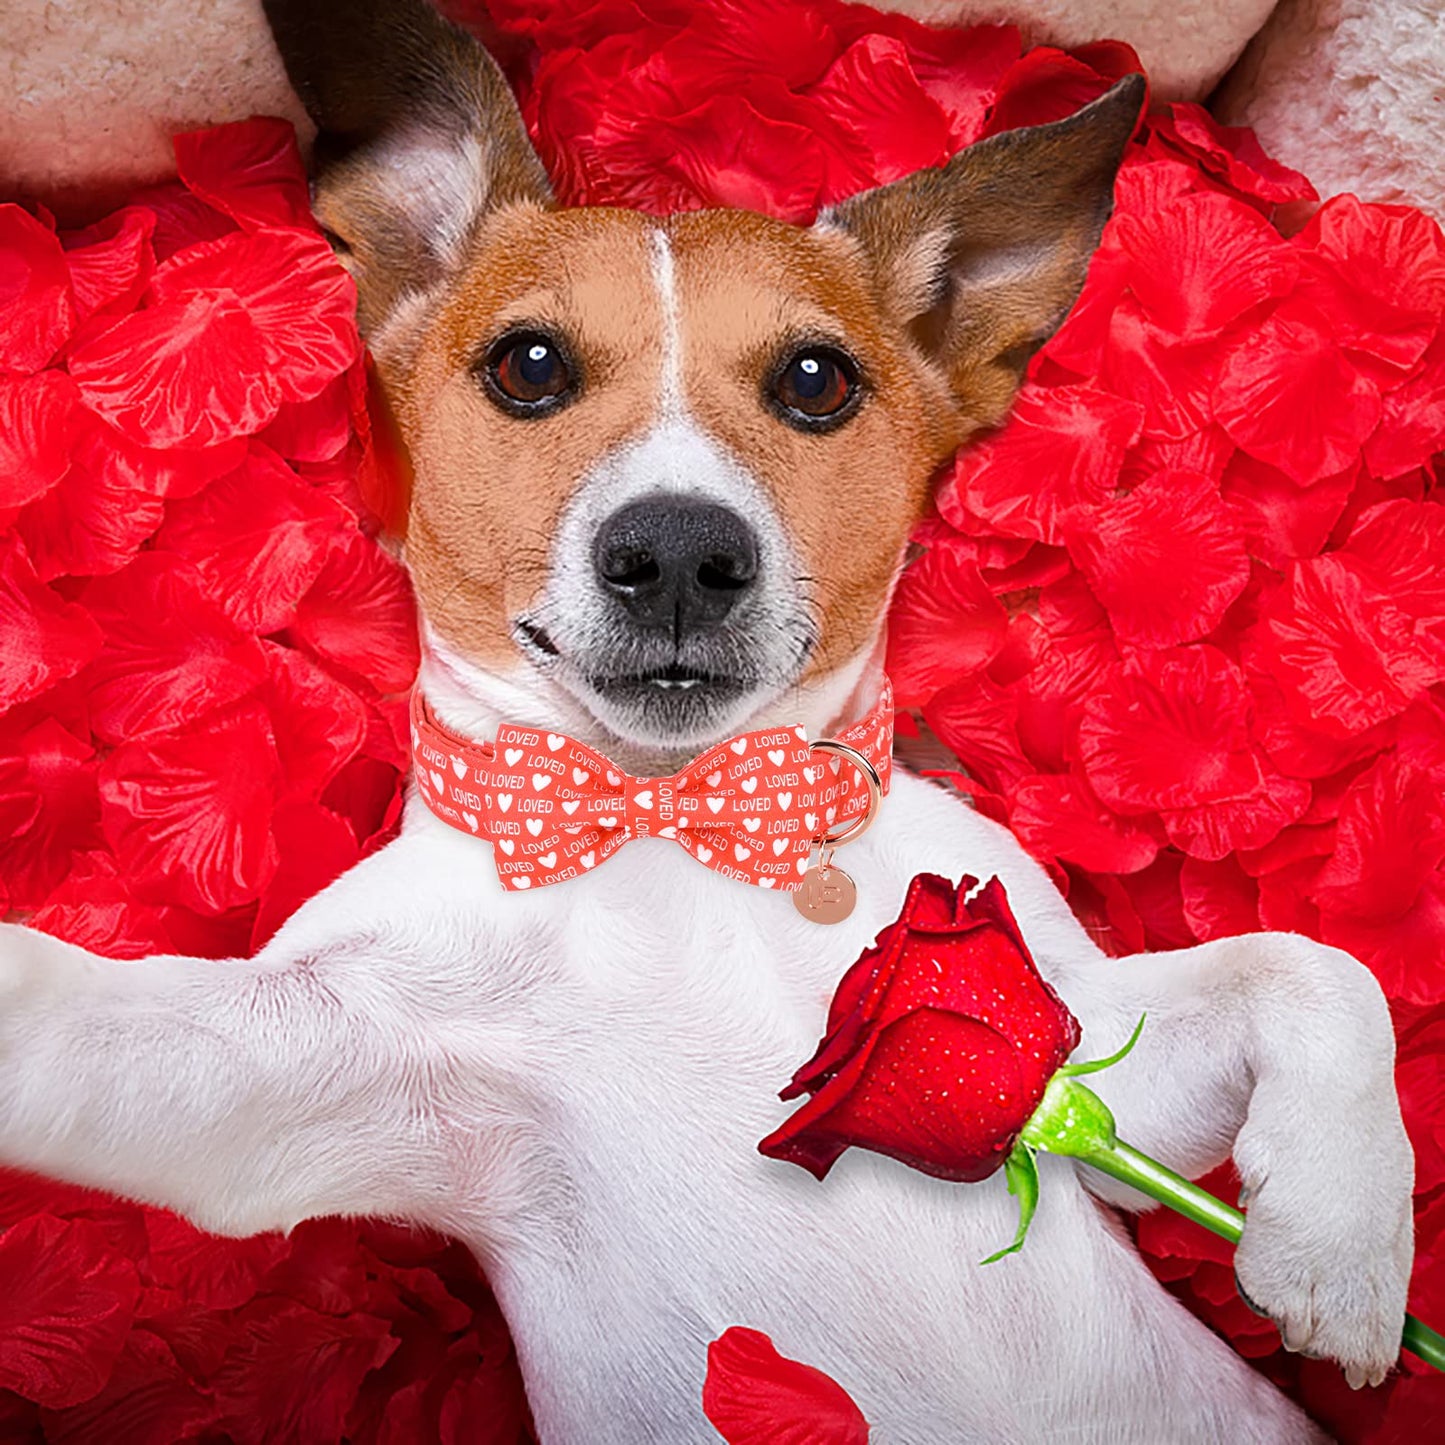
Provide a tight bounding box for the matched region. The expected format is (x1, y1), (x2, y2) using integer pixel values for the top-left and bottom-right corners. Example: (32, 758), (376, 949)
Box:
(760, 874), (1080, 1182)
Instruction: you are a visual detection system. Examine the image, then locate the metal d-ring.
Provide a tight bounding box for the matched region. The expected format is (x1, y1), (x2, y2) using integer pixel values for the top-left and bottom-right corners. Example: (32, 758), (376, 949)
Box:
(807, 739), (883, 851)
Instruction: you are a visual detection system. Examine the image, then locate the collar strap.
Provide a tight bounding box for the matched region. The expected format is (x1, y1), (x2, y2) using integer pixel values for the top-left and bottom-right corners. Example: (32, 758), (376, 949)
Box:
(410, 680), (894, 893)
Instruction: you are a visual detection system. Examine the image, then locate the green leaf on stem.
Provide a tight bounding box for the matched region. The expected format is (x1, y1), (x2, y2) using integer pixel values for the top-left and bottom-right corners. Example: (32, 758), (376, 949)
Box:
(1056, 1013), (1147, 1078)
(980, 1140), (1040, 1265)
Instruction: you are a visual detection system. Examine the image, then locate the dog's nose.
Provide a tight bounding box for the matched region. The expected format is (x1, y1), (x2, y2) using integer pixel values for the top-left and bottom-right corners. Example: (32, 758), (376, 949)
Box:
(594, 497), (759, 635)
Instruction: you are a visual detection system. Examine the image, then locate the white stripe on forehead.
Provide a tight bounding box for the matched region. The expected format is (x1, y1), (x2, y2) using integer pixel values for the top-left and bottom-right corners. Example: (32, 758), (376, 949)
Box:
(649, 227), (684, 418)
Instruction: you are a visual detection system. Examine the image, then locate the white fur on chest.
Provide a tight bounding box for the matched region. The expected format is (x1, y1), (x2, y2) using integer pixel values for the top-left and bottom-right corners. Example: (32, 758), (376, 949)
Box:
(271, 771), (1315, 1444)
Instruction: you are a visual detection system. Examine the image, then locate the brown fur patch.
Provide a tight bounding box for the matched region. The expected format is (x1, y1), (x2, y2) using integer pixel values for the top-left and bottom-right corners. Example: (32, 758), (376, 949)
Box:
(392, 206), (665, 669)
(666, 210), (964, 681)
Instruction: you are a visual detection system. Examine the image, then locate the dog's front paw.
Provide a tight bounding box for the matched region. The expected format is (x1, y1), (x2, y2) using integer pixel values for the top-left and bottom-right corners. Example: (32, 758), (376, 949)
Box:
(1233, 1106), (1414, 1388)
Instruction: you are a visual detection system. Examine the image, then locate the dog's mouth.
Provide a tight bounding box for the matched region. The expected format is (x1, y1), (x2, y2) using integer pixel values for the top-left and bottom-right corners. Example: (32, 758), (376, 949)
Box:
(593, 664), (741, 695)
(513, 614), (791, 749)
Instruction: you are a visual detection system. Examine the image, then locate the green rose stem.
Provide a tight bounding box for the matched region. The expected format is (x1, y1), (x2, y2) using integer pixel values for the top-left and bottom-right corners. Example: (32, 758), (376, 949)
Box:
(987, 1016), (1445, 1375)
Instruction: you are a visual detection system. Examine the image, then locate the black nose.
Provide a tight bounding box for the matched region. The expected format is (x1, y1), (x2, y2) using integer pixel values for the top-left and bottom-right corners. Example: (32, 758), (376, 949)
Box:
(594, 497), (759, 636)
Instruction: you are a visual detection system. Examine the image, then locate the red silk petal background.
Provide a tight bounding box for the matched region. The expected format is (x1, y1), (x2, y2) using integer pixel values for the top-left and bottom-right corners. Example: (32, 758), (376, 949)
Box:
(2, 0), (1443, 1439)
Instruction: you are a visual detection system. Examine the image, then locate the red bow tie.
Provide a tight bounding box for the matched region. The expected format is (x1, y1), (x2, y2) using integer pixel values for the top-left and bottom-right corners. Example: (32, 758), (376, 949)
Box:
(410, 682), (894, 893)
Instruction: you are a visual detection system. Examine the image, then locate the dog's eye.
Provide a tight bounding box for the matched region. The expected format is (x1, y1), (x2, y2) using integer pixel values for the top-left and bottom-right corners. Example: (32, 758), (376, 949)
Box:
(771, 349), (859, 428)
(483, 332), (574, 414)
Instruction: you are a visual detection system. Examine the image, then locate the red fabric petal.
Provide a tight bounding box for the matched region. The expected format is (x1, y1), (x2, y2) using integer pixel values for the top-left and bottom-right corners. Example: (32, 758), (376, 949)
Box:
(99, 700), (281, 914)
(149, 230), (360, 403)
(1179, 854), (1261, 941)
(703, 1327), (870, 1445)
(938, 383), (1143, 543)
(1148, 103), (1317, 206)
(1064, 468), (1249, 648)
(1340, 497), (1445, 624)
(251, 798), (361, 950)
(153, 444), (350, 632)
(141, 1213), (286, 1313)
(923, 673), (1030, 797)
(17, 419), (169, 580)
(884, 544), (1008, 707)
(807, 36), (952, 184)
(1213, 302), (1383, 485)
(1077, 648), (1309, 858)
(1295, 196), (1445, 373)
(124, 180), (239, 262)
(286, 532), (420, 694)
(0, 710), (102, 908)
(983, 46), (1116, 135)
(1115, 192), (1297, 341)
(1096, 303), (1219, 443)
(0, 535), (103, 710)
(38, 1327), (216, 1445)
(0, 370), (78, 507)
(0, 1214), (140, 1408)
(1008, 771), (1161, 874)
(67, 293), (280, 449)
(0, 204), (74, 371)
(61, 207), (156, 325)
(27, 851), (179, 960)
(1220, 453), (1356, 570)
(173, 119), (316, 234)
(1313, 753), (1445, 923)
(80, 555), (268, 745)
(207, 1297), (396, 1445)
(1365, 334), (1445, 477)
(261, 372), (357, 465)
(261, 643), (369, 810)
(1321, 873), (1445, 1007)
(1253, 555), (1445, 739)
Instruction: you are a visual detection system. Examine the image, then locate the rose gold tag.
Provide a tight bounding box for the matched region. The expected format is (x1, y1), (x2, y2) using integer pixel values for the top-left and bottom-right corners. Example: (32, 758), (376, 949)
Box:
(793, 862), (857, 925)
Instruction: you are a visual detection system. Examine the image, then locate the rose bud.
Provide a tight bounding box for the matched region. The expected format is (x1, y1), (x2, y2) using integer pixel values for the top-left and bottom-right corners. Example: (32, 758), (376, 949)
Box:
(759, 874), (1080, 1183)
(703, 1326), (870, 1445)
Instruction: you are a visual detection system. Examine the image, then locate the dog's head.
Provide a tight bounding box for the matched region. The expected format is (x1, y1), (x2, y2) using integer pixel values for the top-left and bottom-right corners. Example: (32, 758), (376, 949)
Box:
(265, 0), (1141, 761)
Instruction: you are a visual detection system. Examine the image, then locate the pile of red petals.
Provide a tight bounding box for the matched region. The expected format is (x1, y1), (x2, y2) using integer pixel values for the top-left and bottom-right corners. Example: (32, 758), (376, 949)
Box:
(2, 0), (1442, 1439)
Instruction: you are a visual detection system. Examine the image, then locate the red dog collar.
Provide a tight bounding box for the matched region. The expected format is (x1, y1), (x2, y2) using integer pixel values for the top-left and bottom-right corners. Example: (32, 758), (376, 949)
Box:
(410, 681), (894, 895)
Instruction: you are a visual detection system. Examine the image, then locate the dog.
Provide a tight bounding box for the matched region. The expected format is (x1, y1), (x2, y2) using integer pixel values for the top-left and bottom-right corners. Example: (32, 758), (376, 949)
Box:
(0, 1), (1415, 1440)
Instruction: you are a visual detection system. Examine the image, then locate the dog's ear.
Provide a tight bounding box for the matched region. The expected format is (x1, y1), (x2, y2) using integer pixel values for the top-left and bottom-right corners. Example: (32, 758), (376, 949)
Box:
(262, 0), (553, 334)
(819, 75), (1143, 429)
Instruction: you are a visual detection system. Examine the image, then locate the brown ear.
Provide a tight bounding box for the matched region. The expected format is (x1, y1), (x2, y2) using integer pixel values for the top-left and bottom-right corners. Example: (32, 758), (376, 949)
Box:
(819, 75), (1144, 429)
(262, 0), (552, 334)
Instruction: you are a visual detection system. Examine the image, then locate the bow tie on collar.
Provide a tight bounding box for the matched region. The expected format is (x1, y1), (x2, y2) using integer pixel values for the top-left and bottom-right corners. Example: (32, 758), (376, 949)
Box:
(410, 681), (894, 897)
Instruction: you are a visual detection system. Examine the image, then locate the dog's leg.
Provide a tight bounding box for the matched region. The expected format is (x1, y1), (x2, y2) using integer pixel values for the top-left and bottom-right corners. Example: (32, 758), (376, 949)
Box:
(0, 868), (446, 1237)
(1055, 933), (1413, 1387)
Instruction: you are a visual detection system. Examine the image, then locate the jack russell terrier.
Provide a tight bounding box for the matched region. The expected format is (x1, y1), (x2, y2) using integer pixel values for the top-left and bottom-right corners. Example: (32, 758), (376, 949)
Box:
(0, 1), (1414, 1440)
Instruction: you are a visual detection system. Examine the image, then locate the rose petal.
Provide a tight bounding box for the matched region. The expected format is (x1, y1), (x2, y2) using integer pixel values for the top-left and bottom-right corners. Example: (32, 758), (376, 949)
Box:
(703, 1327), (870, 1445)
(884, 545), (1008, 707)
(1115, 192), (1297, 341)
(68, 292), (279, 449)
(286, 531), (420, 694)
(1064, 468), (1250, 649)
(1213, 301), (1382, 485)
(0, 1214), (139, 1408)
(174, 119), (316, 233)
(0, 204), (74, 371)
(0, 371), (79, 508)
(149, 230), (360, 403)
(61, 207), (157, 324)
(153, 444), (349, 632)
(0, 535), (103, 710)
(80, 555), (268, 745)
(99, 699), (281, 914)
(938, 383), (1144, 544)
